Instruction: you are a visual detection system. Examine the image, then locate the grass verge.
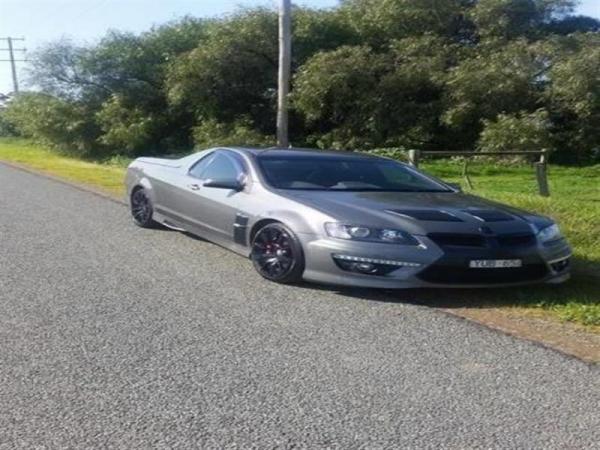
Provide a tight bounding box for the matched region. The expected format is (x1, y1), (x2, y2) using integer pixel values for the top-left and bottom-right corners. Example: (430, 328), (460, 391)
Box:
(0, 138), (127, 197)
(1, 138), (598, 329)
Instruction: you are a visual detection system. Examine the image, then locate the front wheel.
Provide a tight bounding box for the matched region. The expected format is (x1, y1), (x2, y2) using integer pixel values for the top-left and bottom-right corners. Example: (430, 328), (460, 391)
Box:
(251, 223), (305, 284)
(130, 187), (158, 228)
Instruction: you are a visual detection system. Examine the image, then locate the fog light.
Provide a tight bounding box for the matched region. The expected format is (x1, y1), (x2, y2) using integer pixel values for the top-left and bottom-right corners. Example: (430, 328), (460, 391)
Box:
(332, 254), (421, 267)
(550, 257), (570, 272)
(332, 254), (421, 277)
(355, 262), (377, 273)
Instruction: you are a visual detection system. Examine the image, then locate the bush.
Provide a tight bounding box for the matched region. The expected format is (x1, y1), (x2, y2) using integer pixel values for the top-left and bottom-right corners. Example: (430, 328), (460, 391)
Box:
(3, 92), (102, 157)
(478, 110), (551, 153)
(0, 112), (17, 137)
(96, 95), (165, 156)
(192, 118), (275, 149)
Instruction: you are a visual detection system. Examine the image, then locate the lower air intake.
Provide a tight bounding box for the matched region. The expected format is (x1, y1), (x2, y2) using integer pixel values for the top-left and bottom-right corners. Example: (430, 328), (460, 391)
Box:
(417, 264), (548, 284)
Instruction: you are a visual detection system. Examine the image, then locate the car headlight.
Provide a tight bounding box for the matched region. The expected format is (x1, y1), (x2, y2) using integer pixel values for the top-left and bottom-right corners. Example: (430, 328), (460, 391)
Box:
(324, 223), (419, 245)
(537, 223), (562, 243)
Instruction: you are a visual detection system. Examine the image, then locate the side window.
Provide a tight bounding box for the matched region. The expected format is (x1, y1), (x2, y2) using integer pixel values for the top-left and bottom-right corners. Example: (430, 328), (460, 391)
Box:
(203, 153), (241, 182)
(379, 165), (414, 184)
(189, 153), (215, 179)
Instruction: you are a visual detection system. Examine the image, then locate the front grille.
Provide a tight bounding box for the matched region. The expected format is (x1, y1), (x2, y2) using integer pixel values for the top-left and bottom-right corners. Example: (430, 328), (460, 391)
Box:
(497, 233), (535, 247)
(417, 264), (548, 284)
(428, 232), (536, 249)
(428, 233), (486, 248)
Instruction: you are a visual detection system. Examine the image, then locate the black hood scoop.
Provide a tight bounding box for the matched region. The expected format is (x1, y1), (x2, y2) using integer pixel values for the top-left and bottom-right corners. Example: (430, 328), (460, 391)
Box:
(387, 209), (464, 222)
(387, 208), (518, 224)
(463, 209), (515, 222)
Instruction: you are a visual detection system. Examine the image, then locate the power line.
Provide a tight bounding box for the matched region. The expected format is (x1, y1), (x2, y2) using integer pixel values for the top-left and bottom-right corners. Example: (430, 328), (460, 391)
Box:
(0, 37), (26, 93)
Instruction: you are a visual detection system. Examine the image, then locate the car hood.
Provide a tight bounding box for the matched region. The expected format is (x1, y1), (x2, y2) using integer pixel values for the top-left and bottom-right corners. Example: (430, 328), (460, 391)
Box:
(277, 190), (551, 236)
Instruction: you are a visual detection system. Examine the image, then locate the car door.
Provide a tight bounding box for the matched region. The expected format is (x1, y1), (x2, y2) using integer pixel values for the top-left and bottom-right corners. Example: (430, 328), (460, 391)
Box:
(182, 150), (247, 243)
(152, 152), (216, 227)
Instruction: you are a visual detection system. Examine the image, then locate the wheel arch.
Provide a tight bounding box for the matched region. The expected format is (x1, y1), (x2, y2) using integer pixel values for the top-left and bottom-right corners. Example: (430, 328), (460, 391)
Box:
(249, 219), (306, 283)
(128, 177), (155, 205)
(248, 209), (321, 246)
(249, 218), (281, 244)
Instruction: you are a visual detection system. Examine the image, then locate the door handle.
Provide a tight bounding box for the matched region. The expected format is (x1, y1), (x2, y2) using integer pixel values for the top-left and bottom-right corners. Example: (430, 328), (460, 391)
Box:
(188, 183), (200, 191)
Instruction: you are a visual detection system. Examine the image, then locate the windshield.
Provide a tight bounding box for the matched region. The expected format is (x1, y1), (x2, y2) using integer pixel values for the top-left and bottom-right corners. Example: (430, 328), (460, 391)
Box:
(257, 156), (451, 192)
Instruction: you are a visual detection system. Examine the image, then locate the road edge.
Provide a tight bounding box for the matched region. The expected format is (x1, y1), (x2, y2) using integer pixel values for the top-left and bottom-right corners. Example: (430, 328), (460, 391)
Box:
(437, 308), (598, 365)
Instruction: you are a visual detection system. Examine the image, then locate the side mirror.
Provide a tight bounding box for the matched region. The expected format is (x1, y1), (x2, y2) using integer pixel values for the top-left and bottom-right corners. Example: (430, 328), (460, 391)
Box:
(203, 179), (244, 191)
(447, 182), (462, 192)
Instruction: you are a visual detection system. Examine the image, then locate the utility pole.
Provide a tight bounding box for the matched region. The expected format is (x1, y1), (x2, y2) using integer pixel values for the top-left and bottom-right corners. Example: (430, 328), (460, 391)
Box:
(277, 0), (292, 148)
(0, 37), (26, 93)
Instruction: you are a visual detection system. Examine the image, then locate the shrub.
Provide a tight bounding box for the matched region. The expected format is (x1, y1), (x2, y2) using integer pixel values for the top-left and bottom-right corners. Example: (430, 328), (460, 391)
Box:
(96, 95), (164, 156)
(3, 92), (102, 157)
(478, 110), (551, 154)
(192, 118), (275, 149)
(0, 111), (17, 137)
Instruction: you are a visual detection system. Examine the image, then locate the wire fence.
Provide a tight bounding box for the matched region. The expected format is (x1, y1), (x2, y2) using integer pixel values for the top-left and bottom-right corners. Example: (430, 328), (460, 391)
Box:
(407, 149), (551, 197)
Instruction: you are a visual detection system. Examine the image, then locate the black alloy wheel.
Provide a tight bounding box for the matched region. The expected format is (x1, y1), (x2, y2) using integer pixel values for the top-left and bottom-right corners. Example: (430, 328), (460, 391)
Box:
(251, 223), (305, 283)
(131, 188), (157, 228)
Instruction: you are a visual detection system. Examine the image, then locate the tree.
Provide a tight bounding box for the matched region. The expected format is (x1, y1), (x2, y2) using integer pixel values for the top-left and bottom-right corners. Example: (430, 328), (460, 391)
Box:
(95, 94), (165, 155)
(478, 109), (550, 152)
(470, 0), (575, 40)
(9, 1), (600, 161)
(167, 9), (279, 135)
(377, 35), (454, 148)
(3, 92), (101, 156)
(547, 33), (600, 162)
(293, 45), (386, 148)
(193, 118), (275, 148)
(544, 15), (600, 35)
(25, 17), (210, 155)
(292, 7), (360, 64)
(442, 39), (549, 148)
(340, 0), (472, 46)
(293, 35), (453, 149)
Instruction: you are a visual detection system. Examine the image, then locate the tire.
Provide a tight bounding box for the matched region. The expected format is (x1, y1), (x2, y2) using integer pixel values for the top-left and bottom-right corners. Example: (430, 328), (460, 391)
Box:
(130, 187), (159, 228)
(251, 222), (305, 284)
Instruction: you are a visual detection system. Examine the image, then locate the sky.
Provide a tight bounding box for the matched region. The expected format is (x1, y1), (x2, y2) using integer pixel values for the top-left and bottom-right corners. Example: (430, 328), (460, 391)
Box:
(0, 0), (598, 94)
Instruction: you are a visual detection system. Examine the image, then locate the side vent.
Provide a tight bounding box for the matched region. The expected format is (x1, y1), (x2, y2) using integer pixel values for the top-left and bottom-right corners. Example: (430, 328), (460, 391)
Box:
(233, 213), (250, 246)
(387, 209), (463, 222)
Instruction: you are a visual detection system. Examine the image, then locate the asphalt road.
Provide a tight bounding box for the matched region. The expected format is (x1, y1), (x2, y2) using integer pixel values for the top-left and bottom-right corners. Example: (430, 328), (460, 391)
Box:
(0, 163), (598, 449)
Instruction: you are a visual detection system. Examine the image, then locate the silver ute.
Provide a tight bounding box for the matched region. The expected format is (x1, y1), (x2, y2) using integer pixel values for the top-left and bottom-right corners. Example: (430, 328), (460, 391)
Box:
(126, 147), (571, 288)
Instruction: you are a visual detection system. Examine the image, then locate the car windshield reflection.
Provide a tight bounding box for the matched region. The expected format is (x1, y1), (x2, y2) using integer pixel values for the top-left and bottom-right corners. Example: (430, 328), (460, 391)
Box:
(257, 156), (451, 192)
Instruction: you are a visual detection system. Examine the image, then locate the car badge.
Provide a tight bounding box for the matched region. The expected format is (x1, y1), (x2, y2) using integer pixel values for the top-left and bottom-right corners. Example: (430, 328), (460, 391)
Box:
(479, 226), (495, 235)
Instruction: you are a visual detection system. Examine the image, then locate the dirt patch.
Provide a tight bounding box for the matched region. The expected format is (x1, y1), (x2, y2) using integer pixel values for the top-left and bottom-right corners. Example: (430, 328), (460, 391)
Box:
(443, 307), (600, 364)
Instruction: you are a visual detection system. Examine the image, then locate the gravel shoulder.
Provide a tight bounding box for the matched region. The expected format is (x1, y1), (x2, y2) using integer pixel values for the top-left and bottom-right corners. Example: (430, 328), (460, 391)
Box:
(443, 307), (600, 364)
(1, 162), (598, 448)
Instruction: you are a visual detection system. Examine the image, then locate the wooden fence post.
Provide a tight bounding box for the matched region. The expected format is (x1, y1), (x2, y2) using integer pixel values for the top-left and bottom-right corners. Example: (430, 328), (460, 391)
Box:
(408, 149), (420, 167)
(462, 158), (474, 189)
(535, 150), (550, 197)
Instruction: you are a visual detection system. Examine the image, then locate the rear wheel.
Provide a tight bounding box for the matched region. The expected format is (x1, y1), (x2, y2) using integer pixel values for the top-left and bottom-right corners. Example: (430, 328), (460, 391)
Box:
(130, 187), (158, 228)
(251, 223), (305, 283)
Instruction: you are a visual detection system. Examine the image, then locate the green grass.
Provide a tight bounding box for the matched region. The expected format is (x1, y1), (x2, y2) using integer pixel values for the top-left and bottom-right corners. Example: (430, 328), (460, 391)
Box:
(0, 138), (128, 197)
(1, 138), (598, 328)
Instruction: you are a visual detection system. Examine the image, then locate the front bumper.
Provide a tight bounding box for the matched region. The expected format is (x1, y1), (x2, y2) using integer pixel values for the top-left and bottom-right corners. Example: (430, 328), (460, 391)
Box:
(299, 233), (572, 289)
